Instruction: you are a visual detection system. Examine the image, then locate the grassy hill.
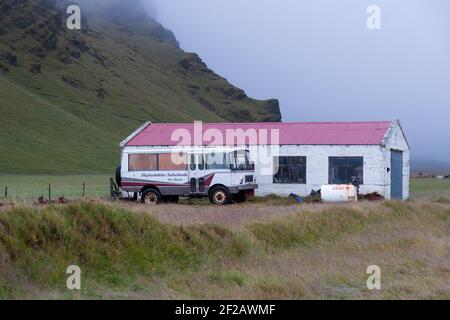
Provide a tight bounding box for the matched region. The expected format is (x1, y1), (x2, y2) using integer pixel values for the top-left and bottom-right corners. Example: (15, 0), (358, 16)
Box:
(0, 0), (281, 174)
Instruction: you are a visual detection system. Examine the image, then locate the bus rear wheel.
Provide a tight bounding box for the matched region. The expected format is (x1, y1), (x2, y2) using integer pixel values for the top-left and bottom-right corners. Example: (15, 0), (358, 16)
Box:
(209, 186), (231, 205)
(163, 195), (180, 203)
(234, 191), (247, 203)
(142, 189), (161, 205)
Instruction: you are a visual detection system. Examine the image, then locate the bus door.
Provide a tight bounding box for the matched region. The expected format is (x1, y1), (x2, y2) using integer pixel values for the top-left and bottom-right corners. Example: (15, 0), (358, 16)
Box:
(188, 153), (206, 194)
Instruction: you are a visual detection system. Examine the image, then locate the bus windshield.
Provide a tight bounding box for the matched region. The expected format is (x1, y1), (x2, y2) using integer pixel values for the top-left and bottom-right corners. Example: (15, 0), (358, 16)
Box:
(205, 151), (233, 170)
(233, 150), (253, 171)
(203, 150), (253, 171)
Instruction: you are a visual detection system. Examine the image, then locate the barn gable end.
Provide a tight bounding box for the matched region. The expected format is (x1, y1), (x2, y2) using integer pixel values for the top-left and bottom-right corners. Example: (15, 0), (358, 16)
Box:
(381, 119), (410, 151)
(380, 119), (410, 200)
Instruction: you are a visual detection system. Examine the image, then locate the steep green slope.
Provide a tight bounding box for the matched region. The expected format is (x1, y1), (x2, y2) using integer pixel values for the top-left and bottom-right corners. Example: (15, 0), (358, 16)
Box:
(0, 0), (281, 174)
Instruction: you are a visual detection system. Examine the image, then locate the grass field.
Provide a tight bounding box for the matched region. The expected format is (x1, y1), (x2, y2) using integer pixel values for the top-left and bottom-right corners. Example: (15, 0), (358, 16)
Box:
(0, 175), (111, 201)
(1, 176), (448, 202)
(410, 178), (450, 194)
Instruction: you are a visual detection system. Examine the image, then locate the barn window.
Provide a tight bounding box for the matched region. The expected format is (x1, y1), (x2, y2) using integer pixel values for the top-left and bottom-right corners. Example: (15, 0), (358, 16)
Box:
(128, 154), (158, 171)
(329, 157), (364, 185)
(273, 157), (307, 184)
(158, 153), (187, 171)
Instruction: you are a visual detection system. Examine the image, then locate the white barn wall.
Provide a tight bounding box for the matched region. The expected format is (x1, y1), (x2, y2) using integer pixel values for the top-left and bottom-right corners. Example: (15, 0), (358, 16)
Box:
(251, 121), (410, 200)
(251, 145), (388, 198)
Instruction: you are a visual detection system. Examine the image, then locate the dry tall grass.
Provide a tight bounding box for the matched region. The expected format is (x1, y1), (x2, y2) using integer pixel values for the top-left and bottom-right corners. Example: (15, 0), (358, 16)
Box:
(0, 196), (449, 299)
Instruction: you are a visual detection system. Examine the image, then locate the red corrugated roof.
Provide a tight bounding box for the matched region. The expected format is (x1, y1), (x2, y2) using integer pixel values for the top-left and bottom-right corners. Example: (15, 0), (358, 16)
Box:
(125, 121), (392, 146)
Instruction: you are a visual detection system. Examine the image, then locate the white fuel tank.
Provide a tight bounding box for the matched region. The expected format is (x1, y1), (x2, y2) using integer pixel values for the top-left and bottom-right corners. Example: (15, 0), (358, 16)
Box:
(321, 185), (358, 203)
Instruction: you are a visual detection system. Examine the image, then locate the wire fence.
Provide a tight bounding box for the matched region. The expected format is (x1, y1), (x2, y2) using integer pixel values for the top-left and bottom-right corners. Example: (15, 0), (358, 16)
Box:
(0, 175), (112, 202)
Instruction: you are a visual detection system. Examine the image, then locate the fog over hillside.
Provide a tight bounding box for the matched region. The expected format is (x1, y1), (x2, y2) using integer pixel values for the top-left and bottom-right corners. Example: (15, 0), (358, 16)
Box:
(34, 0), (450, 167)
(67, 0), (158, 21)
(148, 0), (450, 164)
(411, 159), (450, 174)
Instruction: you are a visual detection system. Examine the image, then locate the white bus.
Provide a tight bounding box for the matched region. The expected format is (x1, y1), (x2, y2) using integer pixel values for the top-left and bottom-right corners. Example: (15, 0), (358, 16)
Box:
(116, 147), (258, 205)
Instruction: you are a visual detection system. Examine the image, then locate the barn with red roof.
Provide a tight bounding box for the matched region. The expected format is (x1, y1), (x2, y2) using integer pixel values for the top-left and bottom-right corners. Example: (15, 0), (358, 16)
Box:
(120, 119), (410, 200)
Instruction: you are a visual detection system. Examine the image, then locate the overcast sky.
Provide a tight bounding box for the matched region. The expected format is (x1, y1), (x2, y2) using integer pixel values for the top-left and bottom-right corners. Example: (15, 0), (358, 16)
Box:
(147, 0), (450, 162)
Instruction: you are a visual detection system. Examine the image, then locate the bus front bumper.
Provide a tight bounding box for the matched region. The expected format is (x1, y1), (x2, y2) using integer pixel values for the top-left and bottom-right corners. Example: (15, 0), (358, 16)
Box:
(230, 183), (258, 194)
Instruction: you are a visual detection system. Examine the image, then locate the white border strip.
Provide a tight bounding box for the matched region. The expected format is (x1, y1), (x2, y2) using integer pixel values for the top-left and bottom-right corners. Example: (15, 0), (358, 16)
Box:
(119, 121), (151, 148)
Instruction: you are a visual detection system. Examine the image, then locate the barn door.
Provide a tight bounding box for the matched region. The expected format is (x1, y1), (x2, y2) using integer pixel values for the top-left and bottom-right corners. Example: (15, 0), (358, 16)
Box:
(390, 150), (403, 200)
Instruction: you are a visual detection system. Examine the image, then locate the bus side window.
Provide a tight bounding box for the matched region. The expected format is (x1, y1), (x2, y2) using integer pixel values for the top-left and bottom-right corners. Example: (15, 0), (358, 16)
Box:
(199, 155), (205, 170)
(190, 155), (196, 170)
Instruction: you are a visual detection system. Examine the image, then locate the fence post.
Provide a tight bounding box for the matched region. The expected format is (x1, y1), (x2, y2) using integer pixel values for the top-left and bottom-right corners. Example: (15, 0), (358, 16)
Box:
(82, 182), (85, 197)
(4, 187), (7, 198)
(109, 178), (113, 199)
(48, 184), (51, 201)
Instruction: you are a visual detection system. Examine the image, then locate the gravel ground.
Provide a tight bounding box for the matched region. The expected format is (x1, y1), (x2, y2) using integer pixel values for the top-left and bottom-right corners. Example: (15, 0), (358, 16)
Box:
(115, 200), (383, 228)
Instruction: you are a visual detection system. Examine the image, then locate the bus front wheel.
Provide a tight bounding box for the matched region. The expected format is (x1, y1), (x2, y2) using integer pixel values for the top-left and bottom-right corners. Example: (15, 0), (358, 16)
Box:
(209, 186), (231, 205)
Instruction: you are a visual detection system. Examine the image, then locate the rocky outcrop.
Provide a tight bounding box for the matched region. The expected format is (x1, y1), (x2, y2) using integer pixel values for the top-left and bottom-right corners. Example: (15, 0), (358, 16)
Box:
(261, 99), (282, 122)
